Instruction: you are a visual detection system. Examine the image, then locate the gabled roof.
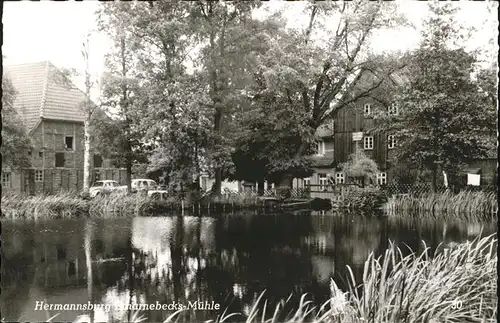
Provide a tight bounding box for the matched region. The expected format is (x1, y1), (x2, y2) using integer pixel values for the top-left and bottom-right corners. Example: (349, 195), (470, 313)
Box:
(3, 61), (87, 132)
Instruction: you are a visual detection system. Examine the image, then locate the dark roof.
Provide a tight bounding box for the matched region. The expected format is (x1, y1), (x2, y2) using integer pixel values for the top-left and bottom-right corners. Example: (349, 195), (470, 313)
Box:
(309, 155), (335, 168)
(3, 61), (86, 132)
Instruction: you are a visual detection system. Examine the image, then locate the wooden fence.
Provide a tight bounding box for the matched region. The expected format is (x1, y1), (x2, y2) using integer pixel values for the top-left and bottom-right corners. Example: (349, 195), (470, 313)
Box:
(230, 182), (497, 200)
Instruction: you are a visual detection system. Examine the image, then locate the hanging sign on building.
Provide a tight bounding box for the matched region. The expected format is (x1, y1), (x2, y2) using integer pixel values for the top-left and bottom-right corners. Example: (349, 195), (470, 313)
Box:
(352, 132), (363, 141)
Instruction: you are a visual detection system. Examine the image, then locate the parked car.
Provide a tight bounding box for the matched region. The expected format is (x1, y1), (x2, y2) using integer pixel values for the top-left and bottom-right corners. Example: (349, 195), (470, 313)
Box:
(131, 179), (158, 192)
(131, 179), (169, 199)
(89, 180), (123, 198)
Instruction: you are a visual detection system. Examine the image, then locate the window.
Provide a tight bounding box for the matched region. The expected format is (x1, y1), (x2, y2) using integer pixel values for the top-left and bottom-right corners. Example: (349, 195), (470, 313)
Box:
(93, 154), (103, 168)
(364, 136), (374, 150)
(55, 152), (65, 167)
(65, 136), (74, 150)
(39, 151), (43, 158)
(335, 172), (345, 184)
(319, 173), (328, 191)
(1, 172), (11, 188)
(93, 181), (103, 187)
(388, 135), (396, 149)
(363, 103), (372, 115)
(316, 140), (325, 155)
(303, 177), (311, 188)
(35, 170), (44, 182)
(28, 151), (32, 156)
(388, 104), (398, 116)
(377, 172), (387, 185)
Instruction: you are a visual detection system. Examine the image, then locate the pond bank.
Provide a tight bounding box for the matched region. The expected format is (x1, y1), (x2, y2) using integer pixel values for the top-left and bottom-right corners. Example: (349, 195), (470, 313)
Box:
(1, 190), (497, 220)
(0, 193), (283, 220)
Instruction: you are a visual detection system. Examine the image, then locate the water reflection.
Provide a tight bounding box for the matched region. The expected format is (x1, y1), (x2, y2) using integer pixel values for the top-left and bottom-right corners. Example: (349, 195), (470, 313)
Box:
(1, 214), (496, 322)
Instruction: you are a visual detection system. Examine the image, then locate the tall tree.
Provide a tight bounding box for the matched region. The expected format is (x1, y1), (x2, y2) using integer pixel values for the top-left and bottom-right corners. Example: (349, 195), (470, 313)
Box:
(229, 88), (316, 189)
(1, 74), (32, 170)
(255, 1), (408, 186)
(96, 3), (149, 193)
(97, 1), (277, 194)
(191, 0), (274, 194)
(381, 3), (495, 191)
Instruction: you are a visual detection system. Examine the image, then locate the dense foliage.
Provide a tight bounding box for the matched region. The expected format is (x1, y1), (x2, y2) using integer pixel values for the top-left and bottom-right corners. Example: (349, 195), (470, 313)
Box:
(1, 75), (32, 170)
(340, 151), (380, 186)
(377, 3), (497, 191)
(90, 1), (496, 194)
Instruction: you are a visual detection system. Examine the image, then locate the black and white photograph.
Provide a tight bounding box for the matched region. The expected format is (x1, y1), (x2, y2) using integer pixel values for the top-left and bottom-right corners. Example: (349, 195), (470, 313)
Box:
(1, 0), (498, 322)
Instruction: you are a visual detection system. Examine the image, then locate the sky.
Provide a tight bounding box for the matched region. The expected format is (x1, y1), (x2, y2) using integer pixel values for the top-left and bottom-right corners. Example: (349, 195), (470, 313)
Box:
(2, 0), (497, 95)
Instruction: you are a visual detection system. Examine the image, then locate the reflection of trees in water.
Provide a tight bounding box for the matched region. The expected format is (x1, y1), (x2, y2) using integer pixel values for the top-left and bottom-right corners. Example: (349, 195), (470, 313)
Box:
(387, 217), (497, 256)
(123, 215), (323, 322)
(1, 226), (35, 321)
(5, 214), (494, 322)
(125, 217), (217, 322)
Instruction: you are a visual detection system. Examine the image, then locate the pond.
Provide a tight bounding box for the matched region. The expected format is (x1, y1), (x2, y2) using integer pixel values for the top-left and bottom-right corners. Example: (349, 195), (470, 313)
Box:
(1, 212), (496, 322)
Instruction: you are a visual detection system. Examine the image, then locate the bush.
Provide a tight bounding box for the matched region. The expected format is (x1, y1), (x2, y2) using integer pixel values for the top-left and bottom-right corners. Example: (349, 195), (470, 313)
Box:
(337, 186), (387, 210)
(341, 151), (380, 186)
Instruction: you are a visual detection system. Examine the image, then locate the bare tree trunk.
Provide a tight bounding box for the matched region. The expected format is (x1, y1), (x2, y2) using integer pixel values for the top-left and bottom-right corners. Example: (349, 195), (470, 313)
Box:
(83, 118), (91, 193)
(126, 157), (132, 195)
(121, 36), (133, 194)
(82, 36), (93, 194)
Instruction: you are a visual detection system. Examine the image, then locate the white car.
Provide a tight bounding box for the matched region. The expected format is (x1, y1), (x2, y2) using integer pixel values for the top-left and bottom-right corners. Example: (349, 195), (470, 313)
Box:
(131, 179), (158, 192)
(89, 180), (123, 198)
(130, 179), (168, 199)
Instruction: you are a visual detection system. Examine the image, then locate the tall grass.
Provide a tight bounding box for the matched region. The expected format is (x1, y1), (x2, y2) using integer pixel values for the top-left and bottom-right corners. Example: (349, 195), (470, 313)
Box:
(344, 234), (497, 322)
(1, 192), (268, 219)
(384, 191), (498, 221)
(8, 235), (495, 322)
(148, 236), (499, 323)
(87, 193), (175, 217)
(1, 192), (88, 220)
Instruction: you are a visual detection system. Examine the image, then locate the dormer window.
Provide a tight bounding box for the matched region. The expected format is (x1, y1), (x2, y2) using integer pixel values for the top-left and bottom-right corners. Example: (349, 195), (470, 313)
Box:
(363, 103), (372, 116)
(388, 104), (399, 116)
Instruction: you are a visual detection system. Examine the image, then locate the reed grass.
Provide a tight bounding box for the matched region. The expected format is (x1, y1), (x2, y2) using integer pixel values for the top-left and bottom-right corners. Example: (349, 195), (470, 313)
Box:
(12, 235), (495, 322)
(150, 235), (499, 323)
(1, 191), (88, 220)
(239, 235), (496, 323)
(384, 191), (498, 221)
(87, 193), (174, 217)
(1, 191), (269, 219)
(344, 234), (497, 322)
